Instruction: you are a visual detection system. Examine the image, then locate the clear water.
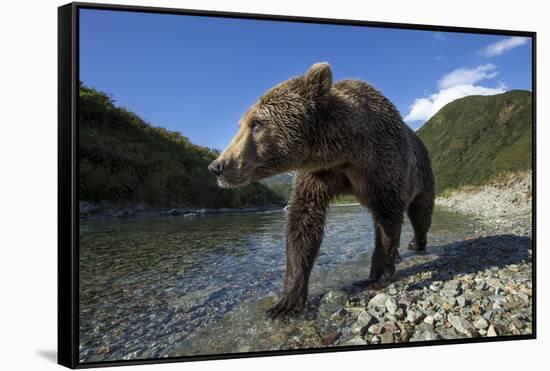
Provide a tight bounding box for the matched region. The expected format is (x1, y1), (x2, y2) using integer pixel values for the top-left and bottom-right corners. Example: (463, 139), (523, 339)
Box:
(79, 205), (480, 362)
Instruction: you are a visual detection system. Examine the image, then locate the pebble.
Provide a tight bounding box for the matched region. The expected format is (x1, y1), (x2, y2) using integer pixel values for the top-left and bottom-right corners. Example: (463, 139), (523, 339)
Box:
(441, 281), (462, 297)
(487, 325), (498, 337)
(386, 297), (398, 315)
(388, 284), (399, 295)
(321, 332), (340, 345)
(423, 315), (435, 325)
(379, 332), (394, 344)
(511, 318), (525, 330)
(368, 293), (390, 312)
(320, 290), (349, 315)
(368, 323), (386, 335)
(405, 309), (424, 324)
(330, 308), (348, 321)
(448, 314), (477, 337)
(351, 312), (377, 335)
(343, 336), (367, 346)
(411, 327), (441, 342)
(474, 317), (489, 330)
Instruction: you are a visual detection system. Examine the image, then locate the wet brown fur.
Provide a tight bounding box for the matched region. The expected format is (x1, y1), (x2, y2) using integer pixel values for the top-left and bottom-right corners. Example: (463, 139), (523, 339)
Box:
(210, 63), (435, 318)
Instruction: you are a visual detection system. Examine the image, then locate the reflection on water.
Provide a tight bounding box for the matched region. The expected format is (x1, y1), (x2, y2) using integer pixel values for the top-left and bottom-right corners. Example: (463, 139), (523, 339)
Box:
(79, 205), (480, 362)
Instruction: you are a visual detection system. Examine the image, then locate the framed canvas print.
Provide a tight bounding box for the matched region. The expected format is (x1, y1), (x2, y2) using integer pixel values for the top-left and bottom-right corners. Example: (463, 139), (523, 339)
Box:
(58, 2), (536, 368)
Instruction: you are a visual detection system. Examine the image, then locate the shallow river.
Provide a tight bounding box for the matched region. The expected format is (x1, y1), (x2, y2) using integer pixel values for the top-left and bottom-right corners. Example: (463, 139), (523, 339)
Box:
(79, 205), (480, 362)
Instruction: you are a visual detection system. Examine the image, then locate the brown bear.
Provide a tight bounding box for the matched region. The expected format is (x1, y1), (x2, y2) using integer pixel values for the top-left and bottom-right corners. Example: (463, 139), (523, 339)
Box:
(208, 62), (435, 318)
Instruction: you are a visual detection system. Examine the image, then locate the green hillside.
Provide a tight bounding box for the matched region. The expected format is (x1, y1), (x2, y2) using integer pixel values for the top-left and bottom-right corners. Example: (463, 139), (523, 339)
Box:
(416, 90), (532, 193)
(261, 173), (294, 200)
(79, 84), (284, 208)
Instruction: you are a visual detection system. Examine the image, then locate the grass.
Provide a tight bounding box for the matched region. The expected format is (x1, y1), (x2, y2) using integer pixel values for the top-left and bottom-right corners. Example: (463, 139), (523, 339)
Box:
(417, 90), (532, 194)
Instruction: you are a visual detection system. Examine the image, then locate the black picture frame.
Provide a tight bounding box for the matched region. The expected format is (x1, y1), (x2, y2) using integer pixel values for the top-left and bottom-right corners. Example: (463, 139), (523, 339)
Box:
(58, 2), (537, 369)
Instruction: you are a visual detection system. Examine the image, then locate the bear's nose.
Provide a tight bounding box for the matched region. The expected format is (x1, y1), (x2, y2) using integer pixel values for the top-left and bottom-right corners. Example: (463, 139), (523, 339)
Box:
(208, 160), (224, 176)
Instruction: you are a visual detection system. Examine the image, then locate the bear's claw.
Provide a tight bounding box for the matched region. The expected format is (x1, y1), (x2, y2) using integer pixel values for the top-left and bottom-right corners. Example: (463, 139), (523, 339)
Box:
(266, 294), (306, 318)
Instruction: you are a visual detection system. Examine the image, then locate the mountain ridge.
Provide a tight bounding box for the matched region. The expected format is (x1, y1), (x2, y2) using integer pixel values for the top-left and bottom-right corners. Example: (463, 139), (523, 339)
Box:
(416, 89), (532, 193)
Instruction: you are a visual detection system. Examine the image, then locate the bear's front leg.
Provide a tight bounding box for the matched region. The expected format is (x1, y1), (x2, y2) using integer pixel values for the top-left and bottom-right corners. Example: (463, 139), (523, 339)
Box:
(266, 172), (333, 318)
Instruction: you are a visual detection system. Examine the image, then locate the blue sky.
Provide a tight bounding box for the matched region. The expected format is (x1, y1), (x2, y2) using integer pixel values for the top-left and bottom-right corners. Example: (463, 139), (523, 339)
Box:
(80, 9), (532, 150)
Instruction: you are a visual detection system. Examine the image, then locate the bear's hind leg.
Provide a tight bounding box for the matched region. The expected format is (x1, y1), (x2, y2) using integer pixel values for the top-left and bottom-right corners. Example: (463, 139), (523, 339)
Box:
(367, 215), (402, 288)
(367, 194), (404, 288)
(407, 190), (434, 252)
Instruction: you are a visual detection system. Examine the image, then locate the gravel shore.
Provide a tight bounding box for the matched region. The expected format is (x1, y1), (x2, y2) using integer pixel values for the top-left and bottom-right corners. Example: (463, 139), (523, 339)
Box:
(435, 171), (532, 237)
(254, 172), (534, 349)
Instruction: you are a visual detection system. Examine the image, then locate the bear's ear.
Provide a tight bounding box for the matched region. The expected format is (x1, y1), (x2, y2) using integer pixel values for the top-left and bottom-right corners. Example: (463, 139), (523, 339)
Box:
(302, 62), (333, 97)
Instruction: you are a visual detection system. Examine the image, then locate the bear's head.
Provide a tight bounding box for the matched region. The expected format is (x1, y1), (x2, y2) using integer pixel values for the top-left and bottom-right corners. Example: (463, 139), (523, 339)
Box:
(208, 62), (333, 188)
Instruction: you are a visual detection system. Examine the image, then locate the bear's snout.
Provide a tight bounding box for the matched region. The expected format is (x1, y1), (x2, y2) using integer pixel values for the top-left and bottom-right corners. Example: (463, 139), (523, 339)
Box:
(208, 159), (224, 176)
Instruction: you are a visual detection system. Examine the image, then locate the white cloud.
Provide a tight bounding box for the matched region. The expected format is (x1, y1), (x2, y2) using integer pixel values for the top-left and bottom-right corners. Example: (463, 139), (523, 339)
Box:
(404, 83), (506, 123)
(405, 64), (507, 123)
(477, 36), (529, 58)
(438, 63), (498, 89)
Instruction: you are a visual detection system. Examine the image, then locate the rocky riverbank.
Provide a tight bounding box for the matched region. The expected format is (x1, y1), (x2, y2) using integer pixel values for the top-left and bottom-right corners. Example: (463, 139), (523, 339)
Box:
(79, 201), (284, 221)
(284, 172), (534, 348)
(312, 234), (532, 347)
(436, 171), (532, 237)
(170, 226), (533, 356)
(176, 172), (533, 353)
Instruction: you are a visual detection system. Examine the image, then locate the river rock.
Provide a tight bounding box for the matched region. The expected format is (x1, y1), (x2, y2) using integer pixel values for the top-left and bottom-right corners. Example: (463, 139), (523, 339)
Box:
(397, 295), (417, 308)
(320, 290), (348, 315)
(483, 309), (494, 321)
(368, 323), (386, 335)
(238, 345), (252, 353)
(405, 309), (424, 324)
(441, 281), (462, 297)
(429, 281), (442, 292)
(379, 331), (394, 344)
(321, 331), (340, 345)
(423, 314), (435, 325)
(386, 297), (398, 314)
(443, 297), (456, 309)
(433, 312), (445, 323)
(486, 278), (505, 294)
(448, 314), (477, 337)
(387, 307), (405, 321)
(411, 324), (441, 342)
(511, 317), (525, 330)
(517, 291), (530, 302)
(368, 293), (390, 312)
(344, 336), (367, 346)
(474, 317), (489, 329)
(330, 308), (348, 321)
(322, 290), (348, 306)
(486, 325), (498, 337)
(351, 311), (377, 335)
(438, 327), (462, 340)
(357, 310), (374, 324)
(489, 295), (507, 305)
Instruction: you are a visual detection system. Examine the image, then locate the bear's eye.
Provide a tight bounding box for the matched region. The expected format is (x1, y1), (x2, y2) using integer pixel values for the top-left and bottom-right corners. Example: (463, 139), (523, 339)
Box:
(251, 120), (262, 131)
